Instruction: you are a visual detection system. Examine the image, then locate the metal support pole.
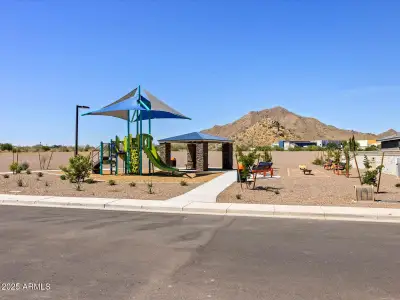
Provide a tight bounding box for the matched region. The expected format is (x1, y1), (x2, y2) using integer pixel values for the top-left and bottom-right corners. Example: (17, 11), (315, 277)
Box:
(377, 152), (385, 193)
(100, 142), (103, 175)
(110, 139), (113, 175)
(75, 105), (90, 156)
(148, 115), (151, 174)
(138, 85), (143, 175)
(127, 110), (130, 174)
(115, 136), (118, 175)
(75, 105), (79, 156)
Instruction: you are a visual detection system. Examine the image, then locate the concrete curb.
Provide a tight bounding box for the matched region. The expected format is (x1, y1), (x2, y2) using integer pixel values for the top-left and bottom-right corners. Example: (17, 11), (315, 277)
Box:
(1, 194), (400, 223)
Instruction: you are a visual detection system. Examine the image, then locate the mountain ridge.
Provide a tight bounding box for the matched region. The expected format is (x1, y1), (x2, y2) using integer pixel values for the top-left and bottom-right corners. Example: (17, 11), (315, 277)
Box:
(201, 106), (396, 147)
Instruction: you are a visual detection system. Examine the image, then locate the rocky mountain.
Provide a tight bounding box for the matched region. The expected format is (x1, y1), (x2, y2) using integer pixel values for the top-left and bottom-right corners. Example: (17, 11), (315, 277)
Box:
(202, 106), (396, 147)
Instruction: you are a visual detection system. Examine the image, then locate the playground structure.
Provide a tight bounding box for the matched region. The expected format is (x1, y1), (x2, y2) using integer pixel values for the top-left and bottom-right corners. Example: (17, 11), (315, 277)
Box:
(85, 86), (190, 175)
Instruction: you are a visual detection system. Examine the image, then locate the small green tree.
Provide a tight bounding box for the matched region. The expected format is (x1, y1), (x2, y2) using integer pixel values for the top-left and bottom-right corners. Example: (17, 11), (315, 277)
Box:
(9, 162), (19, 174)
(60, 155), (92, 190)
(236, 146), (258, 179)
(361, 155), (383, 186)
(363, 155), (372, 169)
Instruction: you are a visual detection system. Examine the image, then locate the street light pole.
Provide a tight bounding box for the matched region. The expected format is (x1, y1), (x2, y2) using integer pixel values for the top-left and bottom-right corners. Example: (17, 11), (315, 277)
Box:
(75, 105), (90, 156)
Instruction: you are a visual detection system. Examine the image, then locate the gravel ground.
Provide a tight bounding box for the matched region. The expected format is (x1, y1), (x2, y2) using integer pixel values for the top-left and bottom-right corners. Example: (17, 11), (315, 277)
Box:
(218, 165), (400, 208)
(0, 173), (200, 200)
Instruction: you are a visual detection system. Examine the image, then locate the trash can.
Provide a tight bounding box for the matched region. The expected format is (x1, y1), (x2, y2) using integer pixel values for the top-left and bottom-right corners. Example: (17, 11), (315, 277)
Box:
(171, 157), (176, 167)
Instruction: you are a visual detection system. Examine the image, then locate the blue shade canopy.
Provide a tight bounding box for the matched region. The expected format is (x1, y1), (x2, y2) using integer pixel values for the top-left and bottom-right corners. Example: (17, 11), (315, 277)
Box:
(159, 132), (232, 143)
(135, 90), (190, 121)
(83, 87), (190, 121)
(83, 88), (142, 120)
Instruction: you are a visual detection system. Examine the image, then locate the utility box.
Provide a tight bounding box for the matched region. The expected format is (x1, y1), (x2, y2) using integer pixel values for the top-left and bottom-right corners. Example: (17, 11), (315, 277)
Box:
(354, 185), (375, 201)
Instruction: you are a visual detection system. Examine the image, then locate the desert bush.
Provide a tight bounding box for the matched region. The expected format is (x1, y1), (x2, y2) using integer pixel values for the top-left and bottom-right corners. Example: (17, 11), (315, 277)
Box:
(9, 162), (19, 174)
(180, 180), (188, 186)
(129, 182), (136, 187)
(235, 193), (242, 200)
(41, 145), (51, 152)
(26, 169), (31, 175)
(364, 145), (378, 151)
(395, 183), (400, 188)
(108, 179), (116, 186)
(361, 156), (383, 186)
(15, 166), (22, 174)
(20, 161), (29, 171)
(37, 172), (44, 178)
(85, 178), (95, 184)
(60, 155), (91, 191)
(0, 143), (13, 151)
(147, 182), (154, 194)
(16, 178), (23, 187)
(236, 146), (258, 178)
(312, 157), (324, 165)
(60, 174), (66, 180)
(3, 174), (10, 179)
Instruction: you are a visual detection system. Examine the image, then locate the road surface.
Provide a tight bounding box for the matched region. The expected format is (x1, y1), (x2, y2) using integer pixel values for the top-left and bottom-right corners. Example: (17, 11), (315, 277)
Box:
(0, 205), (399, 299)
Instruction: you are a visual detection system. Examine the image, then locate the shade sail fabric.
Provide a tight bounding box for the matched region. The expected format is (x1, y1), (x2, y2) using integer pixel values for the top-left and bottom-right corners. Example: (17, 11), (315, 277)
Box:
(159, 132), (232, 143)
(104, 88), (137, 108)
(137, 89), (190, 121)
(83, 87), (190, 121)
(83, 98), (144, 120)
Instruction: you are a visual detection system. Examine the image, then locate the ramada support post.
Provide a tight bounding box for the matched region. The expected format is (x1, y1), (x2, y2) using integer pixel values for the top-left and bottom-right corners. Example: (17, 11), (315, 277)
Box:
(159, 143), (171, 166)
(196, 142), (208, 171)
(186, 144), (196, 169)
(222, 143), (233, 169)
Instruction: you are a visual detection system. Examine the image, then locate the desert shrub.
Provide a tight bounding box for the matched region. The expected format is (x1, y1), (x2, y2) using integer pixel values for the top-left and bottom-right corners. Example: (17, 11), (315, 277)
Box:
(361, 156), (384, 186)
(363, 155), (372, 169)
(26, 169), (31, 175)
(16, 178), (23, 187)
(37, 172), (44, 178)
(41, 145), (51, 152)
(60, 155), (91, 191)
(333, 150), (341, 164)
(20, 161), (29, 171)
(85, 178), (95, 184)
(3, 174), (10, 179)
(180, 180), (188, 186)
(288, 146), (304, 151)
(326, 142), (339, 150)
(129, 182), (136, 187)
(9, 162), (19, 174)
(147, 182), (154, 194)
(395, 183), (400, 188)
(312, 157), (324, 165)
(235, 193), (242, 200)
(15, 166), (22, 174)
(0, 143), (13, 151)
(60, 174), (66, 180)
(236, 146), (258, 178)
(108, 179), (116, 186)
(364, 145), (378, 151)
(272, 146), (284, 151)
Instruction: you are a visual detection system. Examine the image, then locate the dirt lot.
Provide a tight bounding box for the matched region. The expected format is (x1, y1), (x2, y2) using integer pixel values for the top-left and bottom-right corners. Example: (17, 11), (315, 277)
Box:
(0, 173), (201, 200)
(218, 152), (400, 208)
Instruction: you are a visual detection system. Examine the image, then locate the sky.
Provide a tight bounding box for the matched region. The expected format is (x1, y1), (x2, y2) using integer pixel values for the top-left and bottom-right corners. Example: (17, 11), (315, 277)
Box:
(0, 0), (399, 146)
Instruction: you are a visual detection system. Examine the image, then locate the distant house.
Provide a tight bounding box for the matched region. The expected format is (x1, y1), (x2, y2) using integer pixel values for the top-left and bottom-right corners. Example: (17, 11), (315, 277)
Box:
(278, 140), (317, 150)
(377, 134), (400, 151)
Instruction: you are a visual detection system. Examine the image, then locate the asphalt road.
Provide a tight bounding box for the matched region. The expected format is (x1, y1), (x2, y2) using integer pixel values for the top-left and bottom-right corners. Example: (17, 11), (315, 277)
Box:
(0, 206), (399, 300)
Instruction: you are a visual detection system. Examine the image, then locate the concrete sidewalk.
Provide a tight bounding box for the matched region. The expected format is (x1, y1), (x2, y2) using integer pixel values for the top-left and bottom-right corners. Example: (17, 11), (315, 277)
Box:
(1, 194), (400, 223)
(167, 170), (237, 204)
